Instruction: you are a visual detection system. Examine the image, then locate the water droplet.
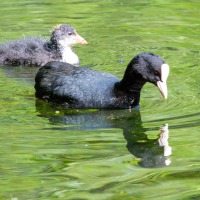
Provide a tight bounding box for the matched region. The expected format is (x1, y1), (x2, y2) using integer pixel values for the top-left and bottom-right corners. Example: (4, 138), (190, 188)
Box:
(118, 59), (124, 64)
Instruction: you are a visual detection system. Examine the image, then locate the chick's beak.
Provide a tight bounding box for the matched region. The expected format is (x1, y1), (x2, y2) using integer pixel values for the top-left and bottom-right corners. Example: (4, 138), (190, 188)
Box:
(74, 32), (88, 45)
(157, 64), (170, 99)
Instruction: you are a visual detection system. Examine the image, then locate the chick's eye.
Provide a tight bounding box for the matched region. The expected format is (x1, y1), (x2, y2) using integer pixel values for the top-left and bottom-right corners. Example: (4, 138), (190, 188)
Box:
(154, 70), (159, 75)
(68, 32), (75, 36)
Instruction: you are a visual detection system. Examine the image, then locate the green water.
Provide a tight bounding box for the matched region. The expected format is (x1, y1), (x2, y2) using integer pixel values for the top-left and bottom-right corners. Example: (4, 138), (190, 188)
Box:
(0, 0), (200, 199)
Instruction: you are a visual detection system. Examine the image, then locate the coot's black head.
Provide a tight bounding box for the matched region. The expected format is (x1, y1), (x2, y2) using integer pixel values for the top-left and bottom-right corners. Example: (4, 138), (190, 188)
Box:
(50, 24), (88, 47)
(125, 52), (170, 99)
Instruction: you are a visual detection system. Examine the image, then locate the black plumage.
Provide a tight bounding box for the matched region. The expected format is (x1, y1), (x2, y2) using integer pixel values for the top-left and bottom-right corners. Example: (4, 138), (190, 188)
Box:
(35, 52), (170, 109)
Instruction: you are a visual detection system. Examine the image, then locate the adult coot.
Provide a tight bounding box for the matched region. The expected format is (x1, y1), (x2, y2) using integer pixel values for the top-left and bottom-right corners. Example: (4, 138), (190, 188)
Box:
(35, 52), (169, 109)
(0, 24), (87, 66)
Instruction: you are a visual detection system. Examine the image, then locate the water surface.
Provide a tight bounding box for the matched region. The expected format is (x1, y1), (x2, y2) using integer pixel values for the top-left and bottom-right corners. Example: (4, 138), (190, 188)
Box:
(0, 0), (200, 199)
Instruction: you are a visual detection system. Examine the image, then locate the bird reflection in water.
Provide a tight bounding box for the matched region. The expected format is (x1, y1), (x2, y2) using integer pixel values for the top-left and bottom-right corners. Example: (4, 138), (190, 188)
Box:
(35, 100), (172, 168)
(126, 123), (172, 168)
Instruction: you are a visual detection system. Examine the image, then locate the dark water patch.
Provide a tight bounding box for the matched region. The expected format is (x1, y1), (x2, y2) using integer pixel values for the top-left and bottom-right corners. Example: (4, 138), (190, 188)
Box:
(160, 46), (180, 51)
(145, 112), (200, 123)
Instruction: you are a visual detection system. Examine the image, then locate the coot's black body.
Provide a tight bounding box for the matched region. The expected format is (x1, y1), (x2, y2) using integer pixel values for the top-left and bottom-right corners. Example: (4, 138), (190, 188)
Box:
(35, 52), (169, 109)
(0, 24), (87, 66)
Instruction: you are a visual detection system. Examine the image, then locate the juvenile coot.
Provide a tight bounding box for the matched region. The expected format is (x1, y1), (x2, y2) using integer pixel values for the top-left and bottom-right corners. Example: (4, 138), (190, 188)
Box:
(35, 52), (170, 109)
(0, 24), (87, 66)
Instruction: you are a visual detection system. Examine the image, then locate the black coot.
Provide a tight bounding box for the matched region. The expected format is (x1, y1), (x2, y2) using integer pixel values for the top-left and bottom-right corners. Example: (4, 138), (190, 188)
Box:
(0, 24), (87, 66)
(35, 52), (169, 109)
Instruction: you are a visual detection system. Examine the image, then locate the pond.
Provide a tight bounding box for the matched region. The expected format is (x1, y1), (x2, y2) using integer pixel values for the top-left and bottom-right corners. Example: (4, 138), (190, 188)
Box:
(0, 0), (200, 199)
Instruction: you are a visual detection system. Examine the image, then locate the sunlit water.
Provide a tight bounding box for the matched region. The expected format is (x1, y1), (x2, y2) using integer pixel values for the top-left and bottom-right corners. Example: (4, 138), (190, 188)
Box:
(0, 0), (200, 200)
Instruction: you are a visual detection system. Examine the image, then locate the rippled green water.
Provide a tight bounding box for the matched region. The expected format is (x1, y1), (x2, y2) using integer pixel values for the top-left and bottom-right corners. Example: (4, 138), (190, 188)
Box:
(0, 0), (200, 200)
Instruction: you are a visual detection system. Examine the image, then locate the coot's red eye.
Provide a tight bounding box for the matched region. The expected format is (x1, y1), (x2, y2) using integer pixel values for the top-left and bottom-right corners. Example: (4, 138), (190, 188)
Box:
(154, 70), (159, 75)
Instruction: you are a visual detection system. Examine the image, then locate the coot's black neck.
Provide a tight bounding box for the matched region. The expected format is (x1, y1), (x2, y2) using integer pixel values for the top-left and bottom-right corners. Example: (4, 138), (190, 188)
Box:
(114, 66), (147, 107)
